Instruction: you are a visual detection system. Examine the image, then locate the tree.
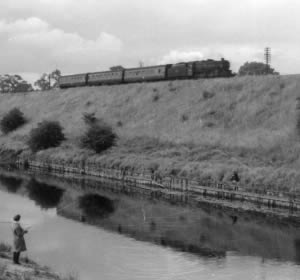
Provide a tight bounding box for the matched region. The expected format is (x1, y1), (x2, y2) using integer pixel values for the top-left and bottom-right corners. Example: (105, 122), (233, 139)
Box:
(34, 69), (61, 91)
(0, 75), (33, 93)
(49, 69), (61, 88)
(34, 73), (50, 91)
(238, 62), (278, 76)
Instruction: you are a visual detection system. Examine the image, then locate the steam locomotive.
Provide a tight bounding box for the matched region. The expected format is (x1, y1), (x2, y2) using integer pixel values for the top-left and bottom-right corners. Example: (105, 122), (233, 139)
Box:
(59, 58), (233, 88)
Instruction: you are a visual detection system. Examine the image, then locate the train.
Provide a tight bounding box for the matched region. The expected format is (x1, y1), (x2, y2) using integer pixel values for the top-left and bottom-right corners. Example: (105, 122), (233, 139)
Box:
(58, 58), (233, 88)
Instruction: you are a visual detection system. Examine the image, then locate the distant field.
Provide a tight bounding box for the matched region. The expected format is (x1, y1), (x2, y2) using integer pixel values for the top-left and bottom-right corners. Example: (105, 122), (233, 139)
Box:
(0, 75), (300, 192)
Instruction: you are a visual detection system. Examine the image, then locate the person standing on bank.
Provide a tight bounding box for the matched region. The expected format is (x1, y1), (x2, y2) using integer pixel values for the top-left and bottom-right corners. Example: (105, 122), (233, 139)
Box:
(12, 214), (28, 264)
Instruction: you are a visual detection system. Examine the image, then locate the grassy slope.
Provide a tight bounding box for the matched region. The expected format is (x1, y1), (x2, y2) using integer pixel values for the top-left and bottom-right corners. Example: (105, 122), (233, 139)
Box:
(0, 75), (300, 192)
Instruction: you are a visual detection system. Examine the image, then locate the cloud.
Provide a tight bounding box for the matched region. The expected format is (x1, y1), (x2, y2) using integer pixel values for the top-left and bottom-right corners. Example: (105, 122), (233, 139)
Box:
(0, 17), (49, 34)
(0, 17), (123, 75)
(159, 50), (204, 64)
(0, 1), (300, 75)
(158, 45), (270, 73)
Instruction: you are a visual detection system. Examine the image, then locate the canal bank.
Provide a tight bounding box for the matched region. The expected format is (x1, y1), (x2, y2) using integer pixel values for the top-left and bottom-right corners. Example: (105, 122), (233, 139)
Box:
(12, 158), (300, 222)
(0, 249), (74, 280)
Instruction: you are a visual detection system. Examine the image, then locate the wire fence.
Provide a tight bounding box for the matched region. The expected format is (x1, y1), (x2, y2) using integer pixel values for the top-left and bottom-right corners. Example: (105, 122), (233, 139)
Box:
(16, 159), (300, 212)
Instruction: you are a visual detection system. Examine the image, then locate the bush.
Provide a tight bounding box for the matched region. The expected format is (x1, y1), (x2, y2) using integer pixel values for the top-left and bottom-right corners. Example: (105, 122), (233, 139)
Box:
(82, 112), (96, 126)
(203, 90), (215, 99)
(0, 108), (26, 134)
(181, 113), (189, 122)
(28, 121), (65, 151)
(81, 121), (117, 153)
(152, 93), (160, 102)
(116, 120), (123, 127)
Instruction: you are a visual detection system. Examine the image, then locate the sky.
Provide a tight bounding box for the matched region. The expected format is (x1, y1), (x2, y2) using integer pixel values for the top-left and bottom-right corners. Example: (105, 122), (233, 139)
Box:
(0, 0), (299, 83)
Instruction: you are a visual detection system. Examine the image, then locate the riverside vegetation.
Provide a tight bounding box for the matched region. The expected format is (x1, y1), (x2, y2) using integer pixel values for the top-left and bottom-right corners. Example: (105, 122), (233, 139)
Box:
(0, 75), (300, 193)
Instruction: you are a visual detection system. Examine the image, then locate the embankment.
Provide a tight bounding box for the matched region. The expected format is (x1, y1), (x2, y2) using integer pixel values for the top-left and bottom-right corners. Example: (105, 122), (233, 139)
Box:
(0, 75), (300, 193)
(0, 247), (72, 280)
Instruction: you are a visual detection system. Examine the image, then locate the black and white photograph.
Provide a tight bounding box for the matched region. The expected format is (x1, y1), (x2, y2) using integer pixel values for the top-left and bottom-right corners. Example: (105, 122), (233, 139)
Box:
(0, 0), (299, 279)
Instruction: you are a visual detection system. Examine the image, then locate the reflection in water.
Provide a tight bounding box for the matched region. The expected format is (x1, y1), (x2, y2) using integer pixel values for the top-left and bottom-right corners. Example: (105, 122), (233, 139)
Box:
(79, 193), (115, 218)
(0, 171), (300, 280)
(25, 179), (64, 209)
(294, 239), (300, 264)
(0, 174), (22, 193)
(56, 178), (300, 263)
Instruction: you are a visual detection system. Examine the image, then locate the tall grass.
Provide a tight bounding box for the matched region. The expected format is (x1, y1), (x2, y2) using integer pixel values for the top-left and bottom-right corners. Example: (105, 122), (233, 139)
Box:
(0, 264), (6, 279)
(0, 243), (11, 253)
(0, 75), (299, 191)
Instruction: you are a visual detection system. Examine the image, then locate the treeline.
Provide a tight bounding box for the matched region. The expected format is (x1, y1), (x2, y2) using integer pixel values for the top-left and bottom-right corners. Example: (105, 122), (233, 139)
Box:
(0, 75), (33, 93)
(0, 69), (61, 94)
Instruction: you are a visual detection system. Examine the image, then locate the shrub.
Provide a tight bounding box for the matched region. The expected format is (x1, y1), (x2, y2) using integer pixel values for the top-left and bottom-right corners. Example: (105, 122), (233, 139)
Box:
(181, 113), (189, 122)
(203, 121), (215, 128)
(0, 108), (26, 134)
(203, 90), (215, 99)
(81, 121), (117, 153)
(85, 100), (92, 107)
(152, 93), (160, 102)
(82, 112), (96, 126)
(116, 120), (123, 127)
(28, 121), (65, 151)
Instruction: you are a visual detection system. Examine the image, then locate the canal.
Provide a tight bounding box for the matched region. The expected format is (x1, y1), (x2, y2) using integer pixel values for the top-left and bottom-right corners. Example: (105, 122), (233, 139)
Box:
(0, 171), (299, 280)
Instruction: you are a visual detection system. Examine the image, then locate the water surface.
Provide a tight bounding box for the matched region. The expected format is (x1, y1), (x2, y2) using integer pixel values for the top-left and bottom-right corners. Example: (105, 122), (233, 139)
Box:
(0, 172), (299, 280)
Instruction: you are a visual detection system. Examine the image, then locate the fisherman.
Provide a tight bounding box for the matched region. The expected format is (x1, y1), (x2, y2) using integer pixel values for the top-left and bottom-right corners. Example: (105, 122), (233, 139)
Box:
(12, 214), (28, 265)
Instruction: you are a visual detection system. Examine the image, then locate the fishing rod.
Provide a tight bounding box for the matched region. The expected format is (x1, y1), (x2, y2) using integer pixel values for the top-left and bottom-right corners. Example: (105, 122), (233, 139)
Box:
(0, 221), (31, 224)
(56, 200), (78, 212)
(0, 221), (33, 230)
